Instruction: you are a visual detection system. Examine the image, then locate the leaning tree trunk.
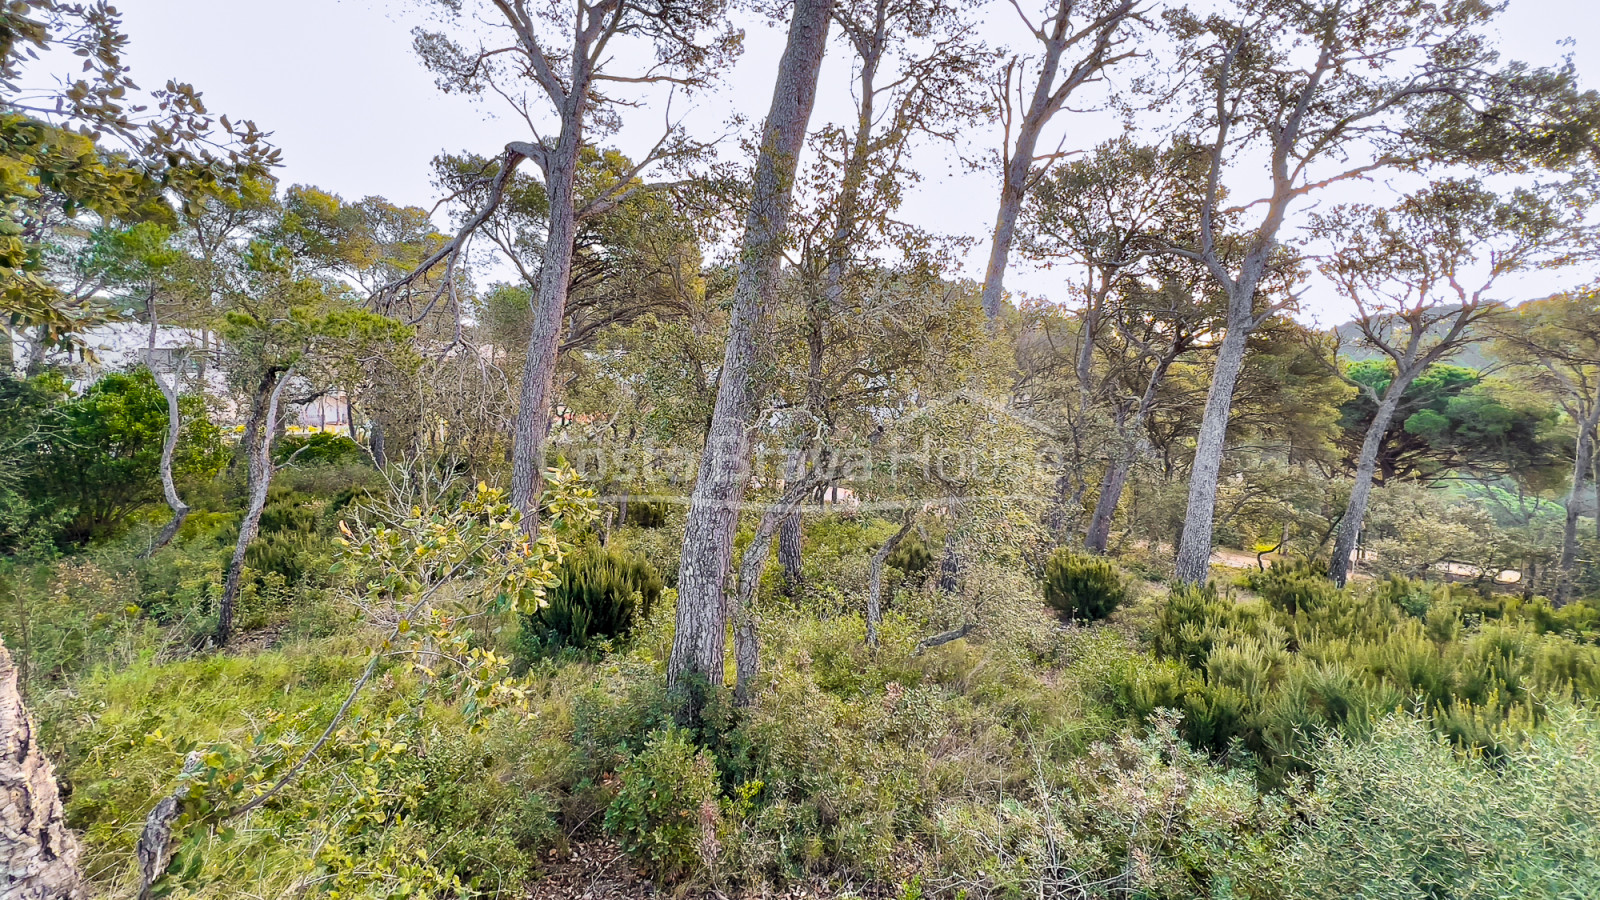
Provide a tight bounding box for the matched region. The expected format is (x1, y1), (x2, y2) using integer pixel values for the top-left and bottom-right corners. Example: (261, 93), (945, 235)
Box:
(143, 363), (190, 557)
(866, 515), (916, 647)
(979, 31), (1069, 320)
(1330, 383), (1412, 587)
(979, 114), (1047, 320)
(1084, 454), (1133, 555)
(1173, 320), (1252, 585)
(141, 303), (191, 558)
(1085, 348), (1183, 555)
(217, 369), (290, 646)
(669, 0), (835, 709)
(1, 634), (84, 899)
(1556, 407), (1600, 605)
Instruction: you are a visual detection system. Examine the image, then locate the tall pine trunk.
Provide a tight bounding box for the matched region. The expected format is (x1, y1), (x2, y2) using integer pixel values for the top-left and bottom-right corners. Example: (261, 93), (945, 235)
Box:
(669, 0), (834, 707)
(509, 129), (584, 527)
(1330, 382), (1413, 586)
(980, 107), (1050, 320)
(1174, 321), (1251, 584)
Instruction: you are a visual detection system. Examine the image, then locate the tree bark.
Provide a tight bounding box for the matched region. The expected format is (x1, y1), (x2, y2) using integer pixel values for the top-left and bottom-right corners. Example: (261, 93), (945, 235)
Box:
(866, 515), (916, 647)
(0, 634), (84, 900)
(369, 418), (387, 467)
(979, 1), (1139, 319)
(1592, 425), (1599, 544)
(1085, 343), (1184, 555)
(730, 478), (819, 705)
(508, 143), (582, 527)
(778, 509), (803, 596)
(1330, 381), (1414, 587)
(1173, 321), (1251, 584)
(143, 364), (190, 557)
(936, 527), (963, 593)
(1084, 455), (1131, 555)
(217, 368), (289, 645)
(980, 64), (1057, 320)
(1556, 407), (1600, 604)
(142, 304), (190, 558)
(669, 0), (834, 706)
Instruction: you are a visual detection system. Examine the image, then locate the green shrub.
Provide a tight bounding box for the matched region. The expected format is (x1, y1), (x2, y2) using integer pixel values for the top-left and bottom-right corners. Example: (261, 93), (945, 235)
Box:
(257, 492), (318, 535)
(1242, 557), (1338, 615)
(517, 544), (663, 655)
(885, 532), (934, 578)
(1149, 569), (1600, 774)
(273, 432), (369, 467)
(241, 492), (338, 604)
(245, 530), (328, 585)
(1041, 549), (1128, 622)
(604, 728), (720, 883)
(1373, 574), (1435, 618)
(1280, 709), (1600, 900)
(21, 369), (226, 546)
(621, 498), (668, 528)
(0, 559), (160, 687)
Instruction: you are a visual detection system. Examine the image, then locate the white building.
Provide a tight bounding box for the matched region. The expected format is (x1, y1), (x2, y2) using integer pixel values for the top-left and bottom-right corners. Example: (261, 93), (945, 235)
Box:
(9, 324), (349, 433)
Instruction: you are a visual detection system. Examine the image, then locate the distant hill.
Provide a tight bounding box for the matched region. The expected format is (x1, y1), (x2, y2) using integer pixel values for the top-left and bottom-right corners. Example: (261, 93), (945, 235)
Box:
(1333, 307), (1498, 371)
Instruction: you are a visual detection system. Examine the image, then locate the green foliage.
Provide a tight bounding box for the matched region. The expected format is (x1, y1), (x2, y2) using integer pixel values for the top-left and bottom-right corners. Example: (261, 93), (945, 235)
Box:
(18, 369), (225, 545)
(885, 531), (934, 578)
(1241, 557), (1338, 615)
(0, 558), (157, 688)
(273, 431), (369, 467)
(1042, 548), (1129, 621)
(240, 490), (339, 593)
(1337, 362), (1562, 487)
(1373, 574), (1436, 618)
(131, 522), (230, 629)
(517, 544), (663, 655)
(1280, 709), (1600, 900)
(1140, 564), (1600, 772)
(0, 372), (68, 556)
(621, 498), (669, 528)
(604, 728), (721, 883)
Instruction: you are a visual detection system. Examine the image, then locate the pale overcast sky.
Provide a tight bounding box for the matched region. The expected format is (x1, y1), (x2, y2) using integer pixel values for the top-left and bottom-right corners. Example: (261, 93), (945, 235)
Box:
(95, 0), (1600, 321)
